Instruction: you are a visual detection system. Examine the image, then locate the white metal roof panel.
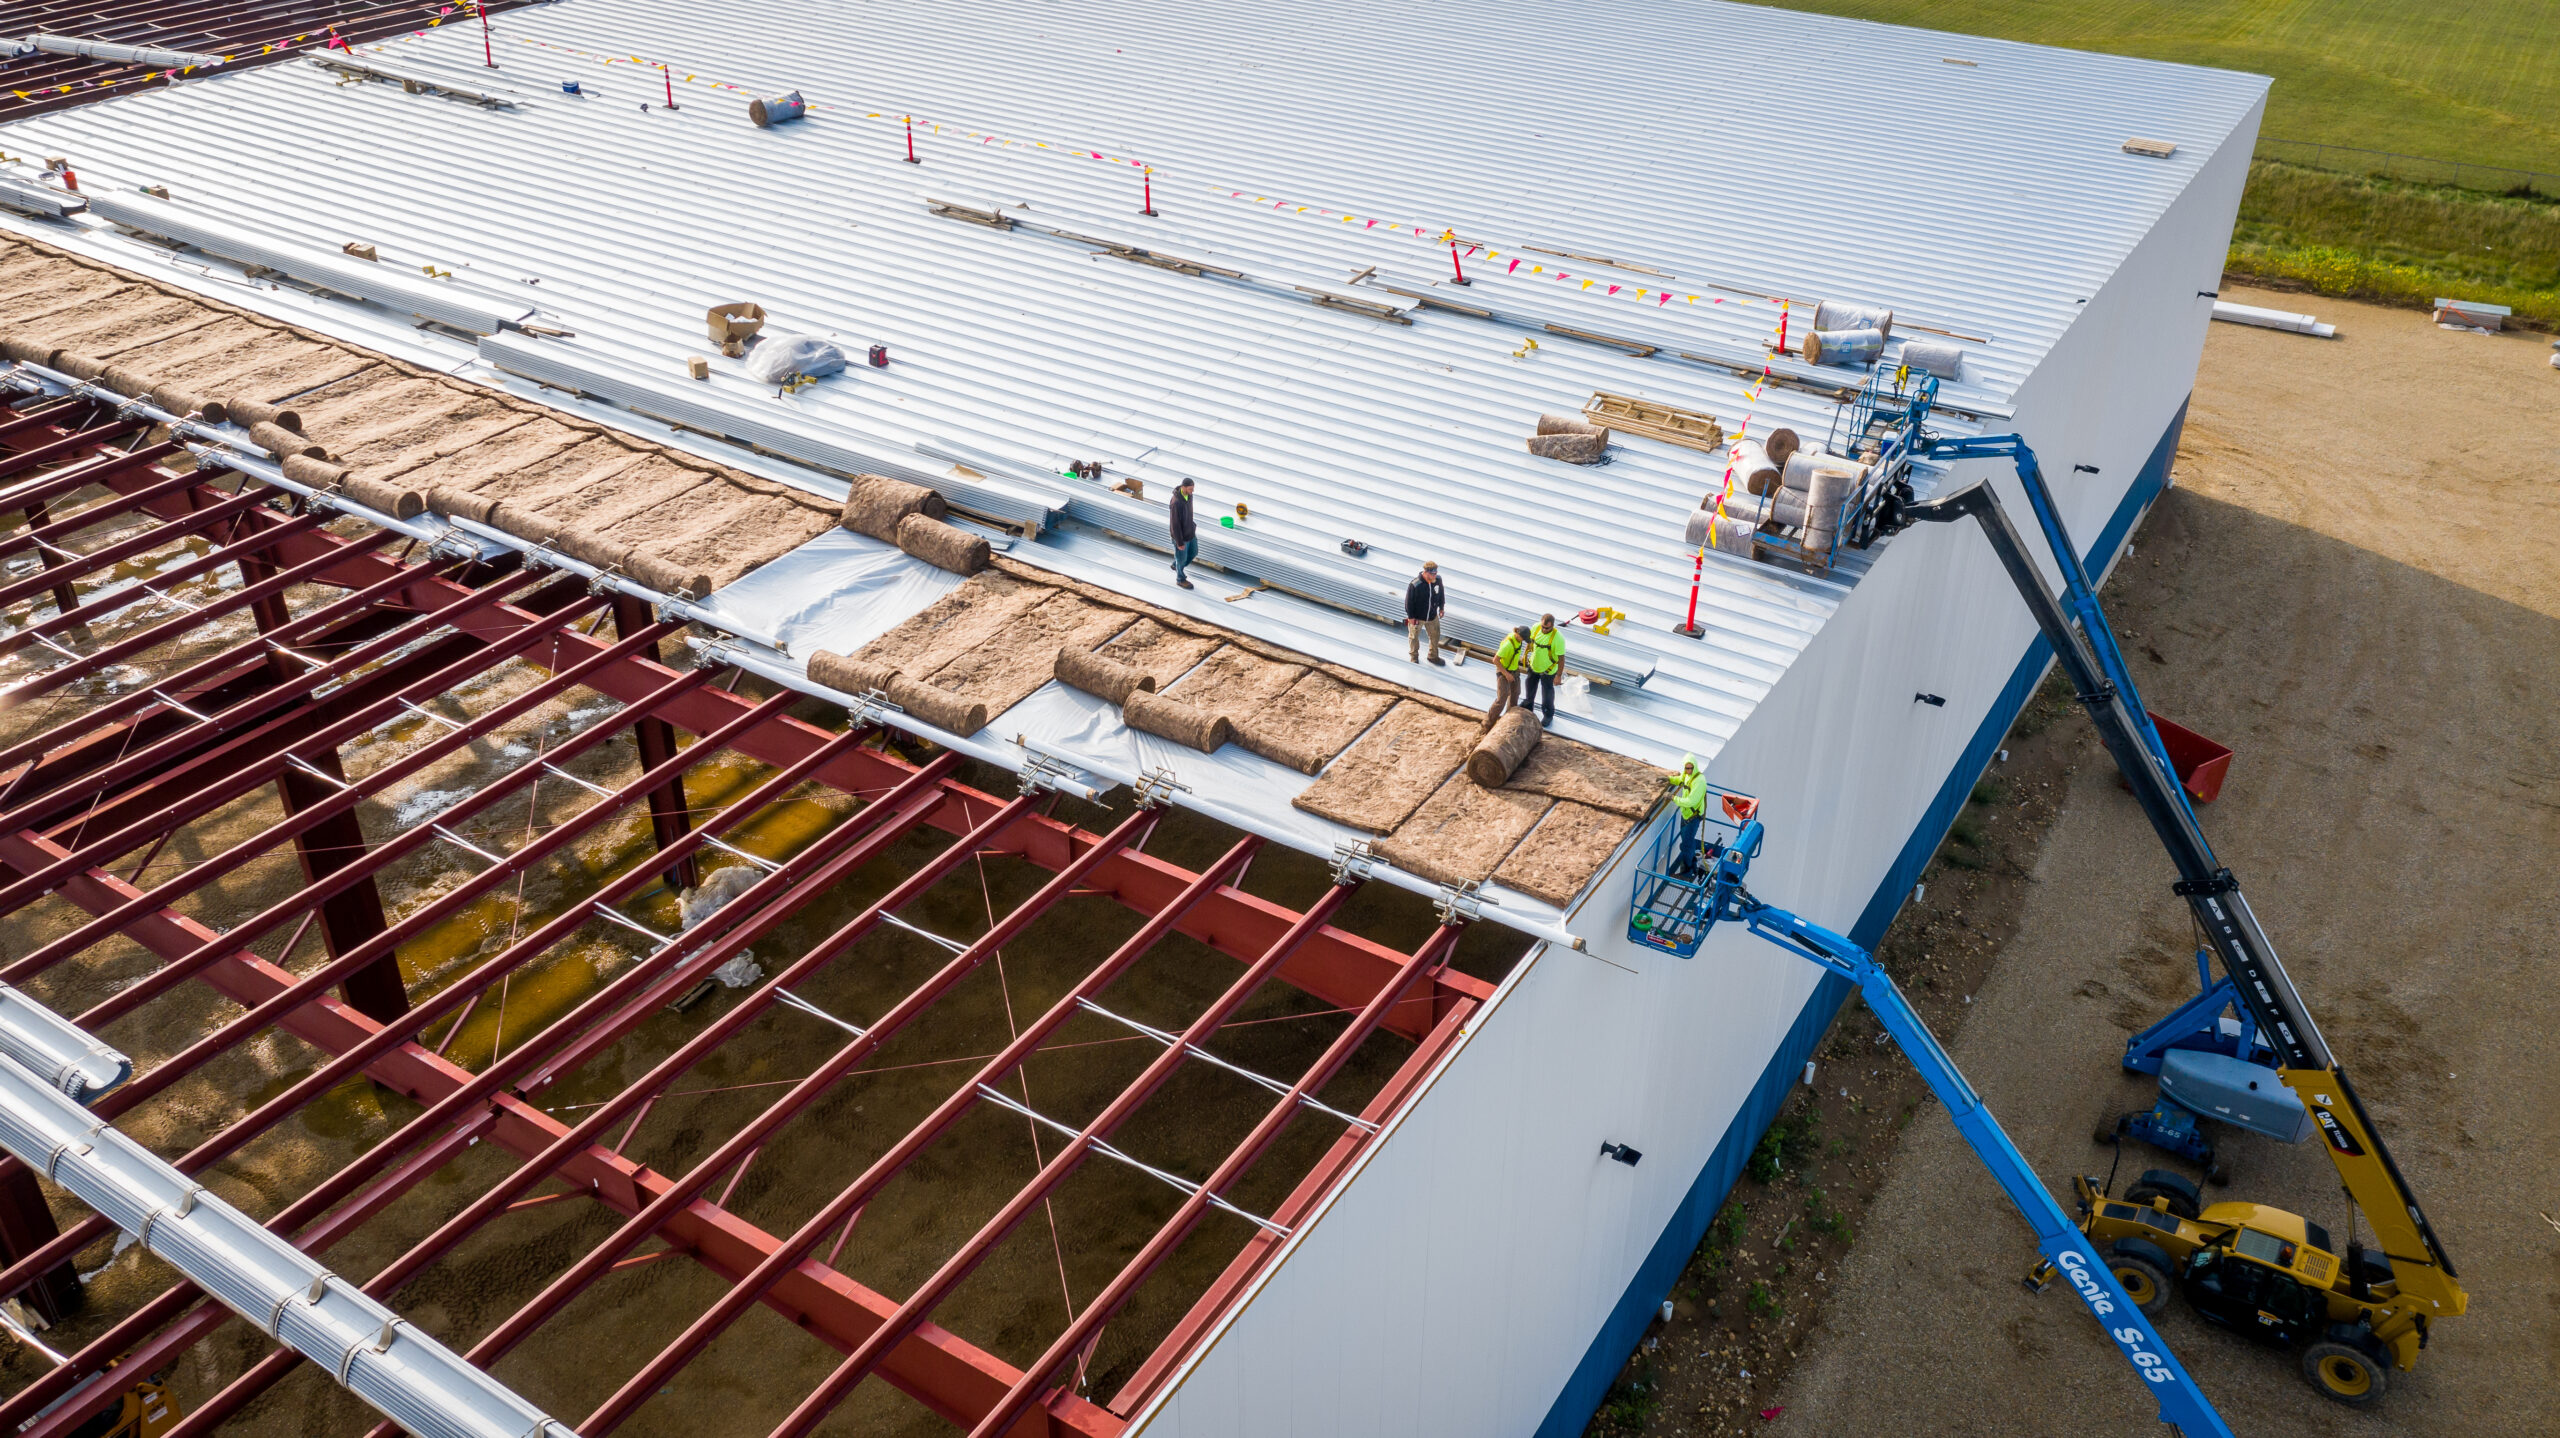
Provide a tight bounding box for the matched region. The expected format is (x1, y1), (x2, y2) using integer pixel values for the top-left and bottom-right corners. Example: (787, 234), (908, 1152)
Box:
(0, 0), (2266, 767)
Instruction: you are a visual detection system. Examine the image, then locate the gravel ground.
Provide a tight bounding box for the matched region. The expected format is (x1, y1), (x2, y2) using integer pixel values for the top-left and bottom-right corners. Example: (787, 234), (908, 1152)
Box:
(1754, 291), (2560, 1436)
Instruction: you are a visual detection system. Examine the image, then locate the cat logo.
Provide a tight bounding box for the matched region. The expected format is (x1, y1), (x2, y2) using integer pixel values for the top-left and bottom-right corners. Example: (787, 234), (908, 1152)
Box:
(2312, 1108), (2366, 1156)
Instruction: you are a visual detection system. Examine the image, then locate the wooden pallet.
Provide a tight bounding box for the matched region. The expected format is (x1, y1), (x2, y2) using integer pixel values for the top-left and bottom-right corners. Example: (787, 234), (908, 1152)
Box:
(1583, 392), (1725, 454)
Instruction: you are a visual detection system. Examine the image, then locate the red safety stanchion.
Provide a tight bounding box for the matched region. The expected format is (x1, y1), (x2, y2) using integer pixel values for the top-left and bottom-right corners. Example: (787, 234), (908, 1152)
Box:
(663, 64), (677, 109)
(903, 116), (920, 164)
(1141, 167), (1157, 217)
(479, 1), (494, 67)
(1445, 230), (1470, 286)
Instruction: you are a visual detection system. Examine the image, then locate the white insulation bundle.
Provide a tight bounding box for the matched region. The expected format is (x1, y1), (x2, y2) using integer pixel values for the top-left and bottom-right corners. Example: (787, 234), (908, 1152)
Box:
(1803, 328), (1885, 368)
(1897, 340), (1965, 378)
(1813, 300), (1893, 336)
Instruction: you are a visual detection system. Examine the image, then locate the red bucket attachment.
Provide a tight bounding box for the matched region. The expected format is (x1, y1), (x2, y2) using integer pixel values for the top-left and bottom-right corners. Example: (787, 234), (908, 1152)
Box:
(2148, 712), (2233, 803)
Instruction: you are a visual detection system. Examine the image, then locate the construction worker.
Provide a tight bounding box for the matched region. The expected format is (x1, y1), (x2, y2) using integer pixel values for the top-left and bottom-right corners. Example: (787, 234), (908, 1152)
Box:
(1405, 560), (1447, 665)
(1523, 612), (1567, 725)
(1168, 477), (1198, 589)
(1485, 624), (1530, 727)
(1669, 755), (1711, 879)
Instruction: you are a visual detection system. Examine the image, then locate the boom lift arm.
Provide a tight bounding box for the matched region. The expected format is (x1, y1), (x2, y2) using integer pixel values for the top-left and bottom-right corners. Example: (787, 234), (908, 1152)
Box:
(1689, 826), (2237, 1438)
(1881, 437), (2464, 1327)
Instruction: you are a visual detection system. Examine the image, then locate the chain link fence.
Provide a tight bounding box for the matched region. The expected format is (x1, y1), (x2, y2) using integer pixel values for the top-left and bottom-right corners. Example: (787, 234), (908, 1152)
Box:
(2257, 138), (2559, 196)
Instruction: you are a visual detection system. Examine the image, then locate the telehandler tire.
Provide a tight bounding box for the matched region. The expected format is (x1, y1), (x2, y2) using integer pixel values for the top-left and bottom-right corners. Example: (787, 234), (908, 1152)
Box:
(2303, 1340), (2387, 1407)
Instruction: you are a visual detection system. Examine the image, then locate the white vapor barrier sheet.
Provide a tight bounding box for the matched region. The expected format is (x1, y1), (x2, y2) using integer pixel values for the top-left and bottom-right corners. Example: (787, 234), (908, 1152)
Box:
(698, 527), (964, 656)
(0, 1055), (579, 1438)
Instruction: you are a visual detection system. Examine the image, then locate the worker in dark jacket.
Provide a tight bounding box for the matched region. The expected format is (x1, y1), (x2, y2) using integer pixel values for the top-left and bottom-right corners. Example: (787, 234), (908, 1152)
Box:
(1168, 478), (1197, 589)
(1404, 560), (1447, 665)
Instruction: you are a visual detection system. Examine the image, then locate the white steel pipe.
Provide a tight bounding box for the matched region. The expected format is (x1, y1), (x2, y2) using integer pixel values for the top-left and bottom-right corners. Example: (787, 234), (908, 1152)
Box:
(2210, 301), (2336, 338)
(10, 35), (225, 70)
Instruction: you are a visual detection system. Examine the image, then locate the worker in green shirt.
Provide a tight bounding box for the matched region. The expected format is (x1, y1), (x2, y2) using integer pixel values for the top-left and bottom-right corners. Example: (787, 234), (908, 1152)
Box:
(1669, 755), (1711, 879)
(1484, 624), (1531, 728)
(1523, 613), (1567, 725)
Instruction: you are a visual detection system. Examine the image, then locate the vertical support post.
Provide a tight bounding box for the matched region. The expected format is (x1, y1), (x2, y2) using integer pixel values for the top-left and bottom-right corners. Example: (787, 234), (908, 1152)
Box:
(0, 1165), (79, 1323)
(18, 501), (81, 621)
(613, 594), (696, 894)
(903, 116), (920, 164)
(276, 749), (406, 1024)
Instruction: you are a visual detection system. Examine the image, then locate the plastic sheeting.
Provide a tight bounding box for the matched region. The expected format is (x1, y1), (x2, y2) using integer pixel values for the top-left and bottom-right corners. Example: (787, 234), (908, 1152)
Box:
(698, 526), (964, 657)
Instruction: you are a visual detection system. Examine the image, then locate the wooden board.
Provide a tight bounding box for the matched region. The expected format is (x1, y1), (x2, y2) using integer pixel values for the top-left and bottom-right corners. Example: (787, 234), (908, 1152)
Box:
(1584, 391), (1726, 454)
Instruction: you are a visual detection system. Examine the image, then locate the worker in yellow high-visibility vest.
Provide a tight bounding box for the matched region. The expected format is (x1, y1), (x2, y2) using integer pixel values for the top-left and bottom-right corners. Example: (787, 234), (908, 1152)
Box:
(1484, 624), (1531, 728)
(1522, 613), (1567, 725)
(1669, 755), (1712, 878)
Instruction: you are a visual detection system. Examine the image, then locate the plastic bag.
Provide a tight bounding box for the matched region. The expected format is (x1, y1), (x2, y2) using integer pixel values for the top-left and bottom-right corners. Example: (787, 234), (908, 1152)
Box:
(744, 333), (848, 384)
(1558, 675), (1594, 718)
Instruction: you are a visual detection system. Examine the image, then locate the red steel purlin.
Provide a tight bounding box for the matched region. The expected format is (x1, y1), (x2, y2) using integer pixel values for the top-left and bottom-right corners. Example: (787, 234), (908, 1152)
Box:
(0, 385), (1493, 1436)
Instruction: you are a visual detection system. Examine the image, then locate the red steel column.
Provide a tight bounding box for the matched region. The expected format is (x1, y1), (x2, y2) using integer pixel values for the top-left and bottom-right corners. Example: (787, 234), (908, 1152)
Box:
(15, 497), (81, 620)
(613, 593), (696, 893)
(273, 747), (405, 1023)
(0, 1165), (77, 1323)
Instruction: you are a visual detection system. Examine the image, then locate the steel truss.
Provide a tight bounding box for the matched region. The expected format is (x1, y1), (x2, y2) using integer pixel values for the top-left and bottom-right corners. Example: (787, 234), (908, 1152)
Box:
(0, 386), (1497, 1435)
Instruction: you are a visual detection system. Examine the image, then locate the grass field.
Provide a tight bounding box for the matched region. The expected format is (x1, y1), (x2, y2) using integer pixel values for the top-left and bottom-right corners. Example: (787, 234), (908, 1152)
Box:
(1741, 1), (2560, 176)
(2231, 162), (2560, 323)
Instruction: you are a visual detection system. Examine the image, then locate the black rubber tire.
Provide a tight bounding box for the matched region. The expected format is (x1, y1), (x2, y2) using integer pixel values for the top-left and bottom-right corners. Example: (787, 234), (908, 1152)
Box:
(2303, 1340), (2388, 1407)
(2126, 1169), (2203, 1220)
(2107, 1241), (2176, 1318)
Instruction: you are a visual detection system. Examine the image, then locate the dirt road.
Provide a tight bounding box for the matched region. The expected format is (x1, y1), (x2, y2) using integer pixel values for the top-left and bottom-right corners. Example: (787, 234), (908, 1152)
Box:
(1757, 290), (2560, 1436)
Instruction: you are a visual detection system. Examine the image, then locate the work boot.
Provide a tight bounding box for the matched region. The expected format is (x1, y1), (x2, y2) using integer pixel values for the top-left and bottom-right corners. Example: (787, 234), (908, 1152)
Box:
(1428, 654), (1447, 667)
(1177, 578), (1195, 590)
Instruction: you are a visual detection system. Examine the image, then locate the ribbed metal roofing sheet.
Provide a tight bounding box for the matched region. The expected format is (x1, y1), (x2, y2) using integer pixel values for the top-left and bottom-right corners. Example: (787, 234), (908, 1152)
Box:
(0, 0), (2264, 765)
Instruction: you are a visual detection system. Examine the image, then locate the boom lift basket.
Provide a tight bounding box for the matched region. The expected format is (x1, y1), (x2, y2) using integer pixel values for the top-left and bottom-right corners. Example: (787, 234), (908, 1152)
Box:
(1625, 785), (1760, 958)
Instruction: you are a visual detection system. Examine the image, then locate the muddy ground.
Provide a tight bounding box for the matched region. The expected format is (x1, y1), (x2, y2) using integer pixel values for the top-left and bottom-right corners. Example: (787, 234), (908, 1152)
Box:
(1588, 288), (2559, 1437)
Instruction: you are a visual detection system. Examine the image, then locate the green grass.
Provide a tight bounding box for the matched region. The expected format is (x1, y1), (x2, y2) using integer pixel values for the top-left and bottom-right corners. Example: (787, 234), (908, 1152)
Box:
(1739, 2), (2560, 176)
(2230, 161), (2560, 323)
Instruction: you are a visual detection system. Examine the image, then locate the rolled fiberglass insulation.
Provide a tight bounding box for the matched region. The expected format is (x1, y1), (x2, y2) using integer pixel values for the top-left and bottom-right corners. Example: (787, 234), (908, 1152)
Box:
(1803, 327), (1885, 368)
(1813, 300), (1892, 336)
(1898, 340), (1965, 378)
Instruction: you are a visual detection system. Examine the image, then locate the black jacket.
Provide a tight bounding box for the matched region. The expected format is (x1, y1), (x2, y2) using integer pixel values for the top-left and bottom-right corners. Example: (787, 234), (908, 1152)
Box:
(1169, 489), (1196, 544)
(1404, 573), (1444, 621)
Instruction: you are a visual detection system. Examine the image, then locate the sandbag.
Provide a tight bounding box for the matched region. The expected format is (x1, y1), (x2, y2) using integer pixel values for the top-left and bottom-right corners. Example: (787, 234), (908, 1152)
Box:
(1526, 433), (1606, 464)
(809, 649), (902, 698)
(1813, 301), (1893, 337)
(429, 485), (504, 525)
(1232, 718), (1332, 775)
(622, 550), (712, 600)
(743, 333), (847, 384)
(1468, 708), (1542, 787)
(1054, 647), (1156, 705)
(1724, 438), (1780, 495)
(1124, 689), (1231, 752)
(227, 396), (302, 431)
(896, 513), (990, 574)
(1899, 340), (1964, 379)
(251, 420), (324, 460)
(1535, 413), (1609, 439)
(838, 473), (947, 540)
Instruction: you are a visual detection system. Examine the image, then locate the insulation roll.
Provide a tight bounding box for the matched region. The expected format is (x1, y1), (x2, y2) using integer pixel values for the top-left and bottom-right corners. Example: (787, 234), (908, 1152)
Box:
(1535, 413), (1609, 439)
(98, 365), (156, 399)
(227, 396), (303, 432)
(837, 473), (947, 540)
(1684, 491), (1770, 546)
(895, 513), (991, 574)
(1802, 327), (1885, 368)
(748, 91), (808, 127)
(1232, 719), (1331, 775)
(155, 387), (224, 423)
(621, 550), (712, 600)
(0, 336), (57, 366)
(1054, 647), (1156, 705)
(1813, 301), (1893, 337)
(1725, 439), (1780, 495)
(1467, 708), (1542, 787)
(341, 475), (427, 521)
(1124, 689), (1231, 752)
(250, 420), (324, 460)
(888, 676), (989, 737)
(808, 649), (902, 698)
(50, 350), (109, 382)
(429, 485), (504, 525)
(1897, 340), (1964, 379)
(280, 453), (345, 489)
(1526, 433), (1606, 464)
(1768, 489), (1809, 528)
(1761, 427), (1800, 470)
(546, 525), (635, 574)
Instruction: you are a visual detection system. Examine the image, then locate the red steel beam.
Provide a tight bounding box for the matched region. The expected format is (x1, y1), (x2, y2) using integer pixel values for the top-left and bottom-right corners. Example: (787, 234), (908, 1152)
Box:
(0, 419), (147, 486)
(0, 509), (329, 664)
(963, 923), (1469, 1438)
(748, 881), (1365, 1438)
(1115, 993), (1482, 1412)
